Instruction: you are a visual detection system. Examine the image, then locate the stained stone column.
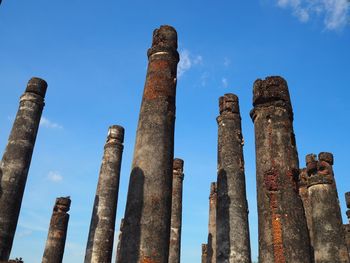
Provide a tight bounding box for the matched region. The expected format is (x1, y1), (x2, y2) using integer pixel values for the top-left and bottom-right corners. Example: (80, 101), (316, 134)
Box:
(85, 125), (124, 263)
(115, 219), (124, 263)
(307, 153), (350, 262)
(216, 94), (251, 263)
(42, 197), (71, 263)
(345, 192), (350, 256)
(202, 244), (208, 263)
(118, 25), (179, 263)
(169, 158), (184, 263)
(0, 78), (47, 261)
(250, 76), (312, 263)
(207, 182), (217, 263)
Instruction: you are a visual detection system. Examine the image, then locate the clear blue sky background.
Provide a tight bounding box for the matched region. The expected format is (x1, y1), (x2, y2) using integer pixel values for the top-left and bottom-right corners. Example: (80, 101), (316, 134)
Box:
(0, 1), (349, 262)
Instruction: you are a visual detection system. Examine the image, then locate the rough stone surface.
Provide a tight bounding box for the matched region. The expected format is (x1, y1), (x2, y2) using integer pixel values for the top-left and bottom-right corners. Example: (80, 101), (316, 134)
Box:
(84, 125), (125, 263)
(250, 76), (312, 263)
(307, 153), (350, 263)
(168, 159), (184, 263)
(0, 78), (47, 260)
(202, 244), (208, 263)
(118, 25), (179, 263)
(216, 93), (251, 263)
(115, 219), (124, 263)
(207, 182), (217, 263)
(42, 197), (71, 263)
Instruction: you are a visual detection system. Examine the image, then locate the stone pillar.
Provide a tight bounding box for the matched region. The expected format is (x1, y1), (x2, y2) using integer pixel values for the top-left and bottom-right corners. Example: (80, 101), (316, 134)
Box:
(84, 125), (124, 263)
(42, 197), (71, 263)
(202, 244), (208, 263)
(207, 182), (217, 263)
(168, 158), (184, 263)
(118, 25), (179, 263)
(307, 152), (349, 262)
(115, 219), (124, 263)
(216, 94), (251, 263)
(345, 192), (350, 256)
(250, 76), (312, 263)
(0, 78), (47, 261)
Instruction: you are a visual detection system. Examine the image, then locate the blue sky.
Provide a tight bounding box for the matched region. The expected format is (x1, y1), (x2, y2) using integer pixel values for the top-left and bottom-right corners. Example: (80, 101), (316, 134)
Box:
(0, 1), (349, 262)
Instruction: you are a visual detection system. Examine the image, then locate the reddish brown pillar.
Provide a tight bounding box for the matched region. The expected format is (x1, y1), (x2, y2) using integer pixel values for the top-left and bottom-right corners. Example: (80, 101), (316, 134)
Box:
(250, 76), (312, 263)
(118, 25), (179, 263)
(42, 197), (71, 263)
(299, 168), (313, 248)
(207, 182), (217, 263)
(0, 78), (47, 261)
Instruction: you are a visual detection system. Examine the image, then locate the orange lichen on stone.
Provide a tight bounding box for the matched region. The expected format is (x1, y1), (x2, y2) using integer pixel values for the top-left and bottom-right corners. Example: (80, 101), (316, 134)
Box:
(270, 194), (286, 263)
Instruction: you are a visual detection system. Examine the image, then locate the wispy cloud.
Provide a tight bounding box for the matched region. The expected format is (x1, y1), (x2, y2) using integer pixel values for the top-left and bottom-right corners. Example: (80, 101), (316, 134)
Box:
(47, 171), (63, 183)
(224, 57), (231, 67)
(222, 78), (229, 88)
(276, 0), (350, 30)
(40, 117), (63, 129)
(177, 49), (203, 77)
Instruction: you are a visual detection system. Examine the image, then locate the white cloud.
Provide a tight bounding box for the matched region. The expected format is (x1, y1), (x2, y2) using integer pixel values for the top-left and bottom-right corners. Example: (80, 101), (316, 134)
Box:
(224, 57), (231, 67)
(47, 171), (63, 182)
(222, 78), (229, 88)
(177, 49), (203, 77)
(40, 117), (63, 129)
(276, 0), (349, 30)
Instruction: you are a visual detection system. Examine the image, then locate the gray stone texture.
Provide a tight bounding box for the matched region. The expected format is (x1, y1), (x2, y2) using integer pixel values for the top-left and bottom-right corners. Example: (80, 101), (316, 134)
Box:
(0, 78), (47, 260)
(84, 125), (124, 263)
(168, 158), (184, 263)
(207, 182), (217, 263)
(250, 76), (312, 263)
(42, 197), (71, 263)
(216, 94), (251, 263)
(118, 25), (179, 263)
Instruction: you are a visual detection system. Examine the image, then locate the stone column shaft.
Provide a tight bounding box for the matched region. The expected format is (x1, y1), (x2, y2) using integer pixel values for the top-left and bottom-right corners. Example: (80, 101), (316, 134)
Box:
(346, 192), (350, 256)
(115, 219), (124, 263)
(42, 197), (71, 263)
(250, 76), (311, 263)
(119, 25), (179, 263)
(207, 182), (217, 263)
(202, 244), (208, 263)
(84, 125), (124, 263)
(168, 159), (184, 263)
(306, 153), (349, 263)
(0, 78), (47, 260)
(216, 94), (251, 263)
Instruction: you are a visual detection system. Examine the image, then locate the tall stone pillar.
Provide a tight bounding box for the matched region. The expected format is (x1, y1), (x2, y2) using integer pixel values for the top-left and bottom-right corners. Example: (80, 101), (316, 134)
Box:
(307, 152), (349, 262)
(345, 192), (350, 256)
(216, 94), (251, 263)
(202, 244), (208, 263)
(84, 125), (124, 263)
(115, 219), (124, 263)
(207, 182), (217, 263)
(118, 25), (179, 263)
(0, 77), (47, 260)
(42, 197), (71, 263)
(250, 76), (311, 263)
(168, 158), (184, 263)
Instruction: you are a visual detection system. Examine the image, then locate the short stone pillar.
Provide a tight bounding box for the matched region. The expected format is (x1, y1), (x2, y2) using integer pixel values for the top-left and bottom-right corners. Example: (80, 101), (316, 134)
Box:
(299, 168), (313, 248)
(201, 244), (208, 263)
(168, 158), (185, 263)
(42, 197), (71, 263)
(250, 76), (312, 263)
(207, 182), (217, 263)
(0, 78), (47, 261)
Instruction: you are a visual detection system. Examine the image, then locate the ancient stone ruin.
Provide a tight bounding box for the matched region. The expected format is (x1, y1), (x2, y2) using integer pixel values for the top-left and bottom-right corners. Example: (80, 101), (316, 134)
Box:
(0, 25), (349, 263)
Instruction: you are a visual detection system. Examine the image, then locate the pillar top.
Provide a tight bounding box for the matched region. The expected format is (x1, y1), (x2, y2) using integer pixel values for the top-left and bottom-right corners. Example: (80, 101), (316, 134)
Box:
(173, 158), (184, 171)
(345, 192), (350, 209)
(219, 93), (239, 114)
(54, 197), (71, 213)
(25, 77), (47, 98)
(147, 25), (178, 59)
(318, 152), (334, 165)
(107, 125), (124, 143)
(210, 182), (217, 196)
(252, 76), (291, 107)
(201, 243), (208, 254)
(306, 153), (317, 175)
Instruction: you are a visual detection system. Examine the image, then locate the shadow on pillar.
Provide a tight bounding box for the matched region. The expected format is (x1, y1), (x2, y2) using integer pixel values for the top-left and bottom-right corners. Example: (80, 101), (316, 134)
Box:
(85, 195), (99, 261)
(118, 167), (144, 263)
(217, 168), (230, 262)
(0, 168), (2, 198)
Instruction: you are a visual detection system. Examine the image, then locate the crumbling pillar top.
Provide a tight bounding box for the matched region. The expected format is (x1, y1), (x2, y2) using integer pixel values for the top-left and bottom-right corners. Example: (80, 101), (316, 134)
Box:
(319, 152), (334, 165)
(54, 197), (71, 213)
(345, 192), (350, 209)
(25, 77), (47, 97)
(219, 93), (239, 114)
(148, 25), (179, 60)
(210, 182), (217, 198)
(107, 125), (124, 144)
(306, 153), (317, 175)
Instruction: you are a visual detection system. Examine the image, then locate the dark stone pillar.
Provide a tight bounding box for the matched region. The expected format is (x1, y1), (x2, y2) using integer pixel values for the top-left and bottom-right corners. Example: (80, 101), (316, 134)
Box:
(202, 244), (208, 263)
(299, 168), (313, 248)
(84, 125), (124, 263)
(307, 152), (349, 262)
(345, 192), (350, 257)
(168, 158), (184, 263)
(42, 197), (71, 263)
(0, 78), (47, 260)
(216, 94), (251, 263)
(115, 218), (124, 263)
(207, 182), (217, 263)
(118, 25), (179, 263)
(250, 76), (312, 263)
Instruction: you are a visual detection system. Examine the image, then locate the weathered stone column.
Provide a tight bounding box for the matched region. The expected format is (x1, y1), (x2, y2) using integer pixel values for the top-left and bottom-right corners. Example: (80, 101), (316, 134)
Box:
(207, 182), (217, 263)
(42, 197), (71, 263)
(84, 125), (124, 263)
(202, 244), (208, 263)
(115, 219), (124, 263)
(118, 25), (179, 263)
(216, 94), (251, 263)
(0, 77), (47, 261)
(250, 76), (312, 263)
(345, 192), (350, 256)
(307, 152), (349, 262)
(169, 158), (184, 263)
